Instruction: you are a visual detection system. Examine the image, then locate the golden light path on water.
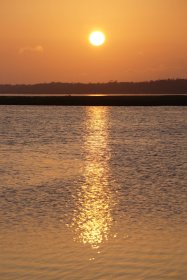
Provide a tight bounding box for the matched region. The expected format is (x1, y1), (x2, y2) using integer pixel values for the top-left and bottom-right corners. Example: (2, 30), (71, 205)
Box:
(71, 107), (113, 249)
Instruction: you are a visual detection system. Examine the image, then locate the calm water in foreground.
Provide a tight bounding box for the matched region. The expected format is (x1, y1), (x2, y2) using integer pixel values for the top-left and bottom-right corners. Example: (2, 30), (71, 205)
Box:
(0, 106), (187, 280)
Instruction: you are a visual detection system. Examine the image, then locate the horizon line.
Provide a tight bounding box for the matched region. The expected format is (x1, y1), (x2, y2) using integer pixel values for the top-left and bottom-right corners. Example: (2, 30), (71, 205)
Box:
(1, 78), (187, 86)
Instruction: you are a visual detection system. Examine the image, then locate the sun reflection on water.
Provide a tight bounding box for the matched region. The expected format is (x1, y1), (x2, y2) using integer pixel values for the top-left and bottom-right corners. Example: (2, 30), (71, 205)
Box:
(71, 107), (113, 249)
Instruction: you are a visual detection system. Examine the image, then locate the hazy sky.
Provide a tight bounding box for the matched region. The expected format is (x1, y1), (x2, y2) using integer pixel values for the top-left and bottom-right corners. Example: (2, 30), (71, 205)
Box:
(1, 0), (187, 83)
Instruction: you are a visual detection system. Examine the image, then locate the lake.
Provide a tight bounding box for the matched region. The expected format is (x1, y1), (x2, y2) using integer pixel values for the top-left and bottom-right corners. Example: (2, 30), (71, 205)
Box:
(0, 106), (187, 279)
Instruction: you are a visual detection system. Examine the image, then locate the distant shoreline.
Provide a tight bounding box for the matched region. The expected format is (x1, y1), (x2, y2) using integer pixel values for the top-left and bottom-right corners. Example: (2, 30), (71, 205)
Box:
(0, 79), (187, 95)
(0, 94), (186, 106)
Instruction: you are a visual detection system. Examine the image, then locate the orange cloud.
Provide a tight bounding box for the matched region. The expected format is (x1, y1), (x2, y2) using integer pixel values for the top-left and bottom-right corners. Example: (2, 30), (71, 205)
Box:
(19, 45), (44, 55)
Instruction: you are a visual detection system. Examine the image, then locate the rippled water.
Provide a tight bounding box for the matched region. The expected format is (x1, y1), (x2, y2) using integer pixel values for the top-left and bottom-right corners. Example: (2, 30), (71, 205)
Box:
(0, 106), (187, 279)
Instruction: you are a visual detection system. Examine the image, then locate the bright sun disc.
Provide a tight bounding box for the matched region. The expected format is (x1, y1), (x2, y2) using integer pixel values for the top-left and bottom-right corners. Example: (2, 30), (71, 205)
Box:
(89, 31), (105, 46)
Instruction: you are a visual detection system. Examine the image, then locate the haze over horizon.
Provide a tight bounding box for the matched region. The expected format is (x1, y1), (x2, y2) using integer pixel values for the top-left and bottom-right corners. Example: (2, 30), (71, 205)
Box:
(1, 0), (187, 84)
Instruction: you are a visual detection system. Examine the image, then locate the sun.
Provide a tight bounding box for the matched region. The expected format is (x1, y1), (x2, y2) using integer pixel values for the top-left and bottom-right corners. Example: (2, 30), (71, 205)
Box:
(89, 31), (105, 46)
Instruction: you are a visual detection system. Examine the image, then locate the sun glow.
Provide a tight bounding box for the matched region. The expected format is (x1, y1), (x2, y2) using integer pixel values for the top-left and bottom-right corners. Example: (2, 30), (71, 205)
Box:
(89, 31), (105, 46)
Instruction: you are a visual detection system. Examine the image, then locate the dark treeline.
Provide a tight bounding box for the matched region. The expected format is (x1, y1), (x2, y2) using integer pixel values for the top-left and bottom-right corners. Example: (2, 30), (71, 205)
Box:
(0, 79), (187, 94)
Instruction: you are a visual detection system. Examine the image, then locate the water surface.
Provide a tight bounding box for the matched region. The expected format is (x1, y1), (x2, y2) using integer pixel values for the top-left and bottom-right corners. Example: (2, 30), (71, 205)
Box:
(0, 106), (187, 279)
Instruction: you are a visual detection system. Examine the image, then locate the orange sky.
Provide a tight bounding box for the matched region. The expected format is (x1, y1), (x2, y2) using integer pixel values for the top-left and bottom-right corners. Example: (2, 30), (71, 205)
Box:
(1, 0), (187, 83)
